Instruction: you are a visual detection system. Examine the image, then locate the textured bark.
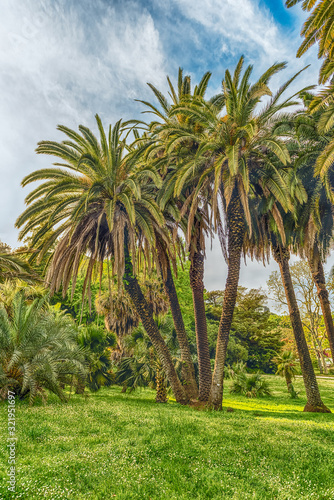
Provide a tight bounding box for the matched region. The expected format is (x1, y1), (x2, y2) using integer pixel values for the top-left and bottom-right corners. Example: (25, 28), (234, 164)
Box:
(123, 235), (188, 405)
(155, 368), (168, 403)
(157, 242), (198, 399)
(210, 195), (245, 410)
(308, 242), (334, 361)
(189, 241), (212, 401)
(273, 245), (331, 413)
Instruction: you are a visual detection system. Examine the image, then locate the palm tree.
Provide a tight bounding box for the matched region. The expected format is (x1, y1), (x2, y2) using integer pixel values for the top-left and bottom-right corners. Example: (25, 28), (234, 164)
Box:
(286, 0), (334, 84)
(272, 350), (300, 395)
(290, 97), (334, 360)
(164, 57), (307, 409)
(246, 116), (331, 412)
(139, 69), (214, 400)
(253, 167), (331, 412)
(16, 116), (188, 404)
(271, 241), (330, 411)
(0, 292), (87, 404)
(95, 288), (140, 360)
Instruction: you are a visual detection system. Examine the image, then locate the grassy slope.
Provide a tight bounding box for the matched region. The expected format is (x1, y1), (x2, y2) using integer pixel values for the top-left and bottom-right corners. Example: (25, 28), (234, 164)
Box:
(0, 376), (333, 500)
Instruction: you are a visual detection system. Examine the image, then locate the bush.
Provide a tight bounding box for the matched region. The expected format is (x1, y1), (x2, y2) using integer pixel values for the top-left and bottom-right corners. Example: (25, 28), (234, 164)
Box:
(227, 361), (247, 379)
(230, 371), (271, 398)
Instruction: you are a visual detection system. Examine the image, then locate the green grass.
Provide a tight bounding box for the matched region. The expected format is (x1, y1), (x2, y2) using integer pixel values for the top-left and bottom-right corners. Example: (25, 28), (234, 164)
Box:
(0, 376), (334, 500)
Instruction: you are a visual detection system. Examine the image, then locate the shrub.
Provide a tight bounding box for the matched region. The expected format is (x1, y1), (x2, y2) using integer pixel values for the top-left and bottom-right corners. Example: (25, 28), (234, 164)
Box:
(230, 371), (271, 398)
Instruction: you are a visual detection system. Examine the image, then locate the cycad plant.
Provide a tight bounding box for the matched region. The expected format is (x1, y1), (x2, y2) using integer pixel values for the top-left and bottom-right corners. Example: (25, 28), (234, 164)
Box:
(0, 292), (87, 404)
(16, 116), (188, 404)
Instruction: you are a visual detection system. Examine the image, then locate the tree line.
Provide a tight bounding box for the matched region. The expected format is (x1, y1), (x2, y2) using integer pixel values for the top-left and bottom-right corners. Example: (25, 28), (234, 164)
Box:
(1, 0), (334, 411)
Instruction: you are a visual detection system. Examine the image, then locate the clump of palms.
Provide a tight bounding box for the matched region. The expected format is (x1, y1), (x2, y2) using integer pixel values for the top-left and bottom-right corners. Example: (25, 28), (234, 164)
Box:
(159, 57), (310, 409)
(273, 350), (300, 398)
(0, 291), (87, 404)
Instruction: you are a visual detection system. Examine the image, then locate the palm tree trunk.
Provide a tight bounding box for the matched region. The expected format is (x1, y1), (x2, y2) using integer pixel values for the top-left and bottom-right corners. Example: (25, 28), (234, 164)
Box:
(155, 365), (168, 403)
(210, 195), (244, 410)
(285, 375), (293, 393)
(189, 237), (212, 401)
(156, 240), (198, 399)
(123, 234), (188, 405)
(308, 242), (334, 360)
(273, 245), (330, 413)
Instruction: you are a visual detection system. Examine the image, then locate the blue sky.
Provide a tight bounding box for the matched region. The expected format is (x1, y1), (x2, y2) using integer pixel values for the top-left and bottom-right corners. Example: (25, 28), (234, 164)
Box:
(0, 0), (328, 309)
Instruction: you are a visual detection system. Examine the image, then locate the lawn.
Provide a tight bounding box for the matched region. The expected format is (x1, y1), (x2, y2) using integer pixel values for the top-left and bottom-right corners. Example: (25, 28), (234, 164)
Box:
(0, 376), (333, 500)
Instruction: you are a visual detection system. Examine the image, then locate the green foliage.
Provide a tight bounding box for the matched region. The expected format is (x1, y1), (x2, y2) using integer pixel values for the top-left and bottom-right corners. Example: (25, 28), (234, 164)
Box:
(0, 240), (40, 284)
(172, 260), (194, 334)
(273, 350), (301, 398)
(268, 262), (331, 373)
(286, 0), (334, 84)
(0, 291), (87, 404)
(116, 317), (182, 396)
(273, 350), (301, 380)
(77, 324), (116, 392)
(230, 371), (272, 398)
(51, 273), (105, 325)
(205, 287), (284, 372)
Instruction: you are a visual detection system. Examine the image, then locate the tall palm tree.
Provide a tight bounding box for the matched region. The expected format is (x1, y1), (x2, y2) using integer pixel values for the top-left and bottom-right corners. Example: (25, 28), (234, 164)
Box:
(289, 97), (334, 360)
(16, 116), (188, 404)
(286, 0), (334, 84)
(247, 118), (331, 412)
(139, 69), (214, 400)
(271, 240), (330, 411)
(165, 57), (308, 409)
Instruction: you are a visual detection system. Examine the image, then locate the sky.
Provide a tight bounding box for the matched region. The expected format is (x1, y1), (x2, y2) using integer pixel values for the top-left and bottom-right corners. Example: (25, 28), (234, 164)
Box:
(0, 0), (332, 310)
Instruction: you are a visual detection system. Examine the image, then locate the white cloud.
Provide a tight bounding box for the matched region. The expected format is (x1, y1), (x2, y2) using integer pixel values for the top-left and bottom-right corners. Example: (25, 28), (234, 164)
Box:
(0, 0), (167, 247)
(174, 0), (321, 92)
